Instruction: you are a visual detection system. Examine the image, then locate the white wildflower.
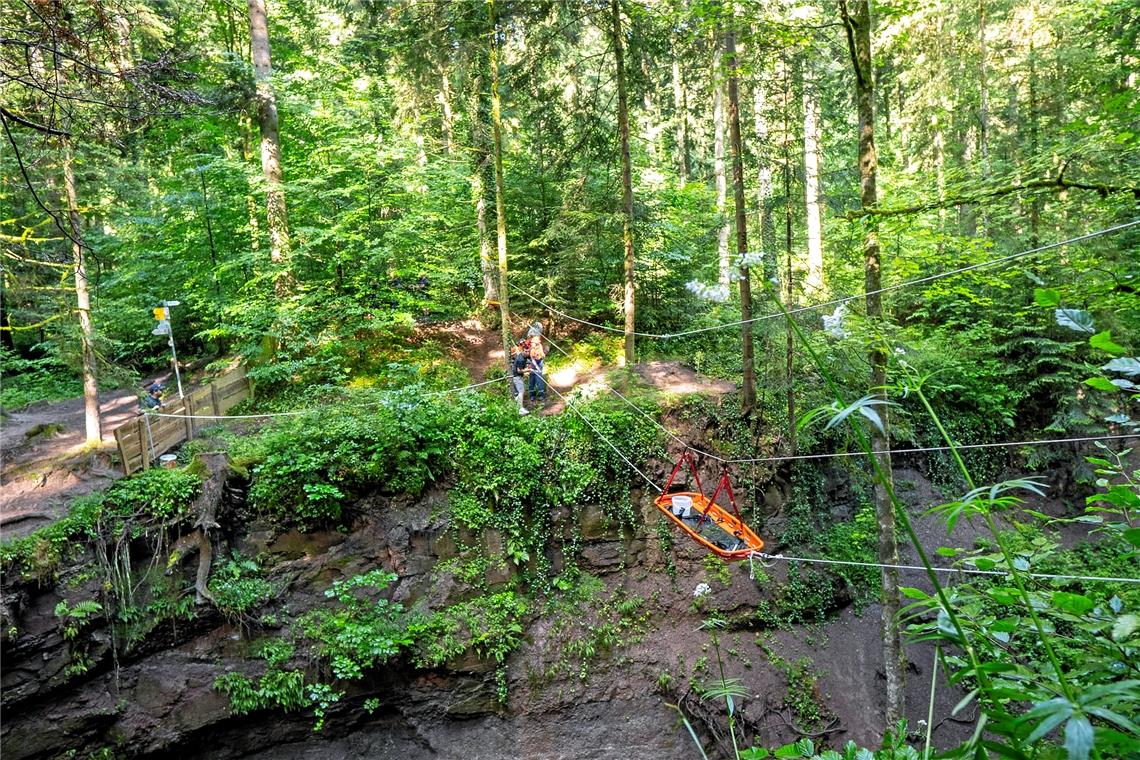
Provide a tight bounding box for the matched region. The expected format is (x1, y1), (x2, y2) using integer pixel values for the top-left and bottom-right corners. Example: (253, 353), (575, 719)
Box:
(693, 582), (712, 598)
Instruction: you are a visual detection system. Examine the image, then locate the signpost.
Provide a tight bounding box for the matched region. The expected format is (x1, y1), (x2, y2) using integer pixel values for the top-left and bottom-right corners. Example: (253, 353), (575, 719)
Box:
(152, 300), (184, 399)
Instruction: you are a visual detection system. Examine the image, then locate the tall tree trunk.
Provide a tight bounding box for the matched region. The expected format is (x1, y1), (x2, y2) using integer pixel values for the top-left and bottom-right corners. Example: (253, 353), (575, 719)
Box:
(248, 0), (291, 297)
(714, 46), (730, 287)
(841, 0), (905, 726)
(199, 170), (222, 300)
(781, 53), (796, 452)
(978, 0), (990, 237)
(802, 62), (824, 296)
(671, 32), (690, 183)
(753, 78), (774, 263)
(238, 113), (261, 268)
(470, 67), (496, 304)
(61, 138), (101, 445)
(933, 16), (946, 253)
(1027, 37), (1040, 249)
(641, 56), (658, 160)
(439, 67), (454, 156)
(611, 0), (636, 366)
(725, 16), (756, 415)
(488, 1), (512, 356)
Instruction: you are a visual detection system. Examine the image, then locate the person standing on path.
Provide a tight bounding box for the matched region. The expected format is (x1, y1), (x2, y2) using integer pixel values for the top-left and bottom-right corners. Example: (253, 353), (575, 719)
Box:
(510, 342), (530, 415)
(527, 334), (546, 403)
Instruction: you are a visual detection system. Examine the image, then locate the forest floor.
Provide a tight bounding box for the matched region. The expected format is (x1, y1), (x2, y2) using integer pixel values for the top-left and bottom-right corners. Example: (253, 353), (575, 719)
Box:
(416, 317), (735, 416)
(0, 371), (186, 539)
(1, 390), (136, 537)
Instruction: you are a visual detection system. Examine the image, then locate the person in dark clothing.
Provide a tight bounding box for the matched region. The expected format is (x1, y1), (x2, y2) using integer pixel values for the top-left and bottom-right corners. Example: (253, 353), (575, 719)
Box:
(510, 343), (530, 415)
(140, 381), (165, 411)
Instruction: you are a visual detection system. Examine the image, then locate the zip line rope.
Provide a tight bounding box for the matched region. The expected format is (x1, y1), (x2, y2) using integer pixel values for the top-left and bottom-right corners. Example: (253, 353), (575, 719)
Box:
(509, 219), (1140, 340)
(748, 551), (1140, 586)
(540, 318), (1138, 465)
(542, 380), (663, 494)
(543, 370), (1137, 586)
(144, 375), (510, 421)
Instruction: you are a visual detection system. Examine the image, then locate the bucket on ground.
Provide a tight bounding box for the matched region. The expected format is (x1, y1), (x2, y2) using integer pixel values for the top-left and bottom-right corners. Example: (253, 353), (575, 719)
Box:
(159, 454), (178, 469)
(670, 494), (693, 518)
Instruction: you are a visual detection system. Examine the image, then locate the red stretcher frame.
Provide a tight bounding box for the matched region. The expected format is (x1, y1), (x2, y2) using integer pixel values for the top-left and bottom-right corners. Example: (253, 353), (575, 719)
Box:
(653, 451), (765, 561)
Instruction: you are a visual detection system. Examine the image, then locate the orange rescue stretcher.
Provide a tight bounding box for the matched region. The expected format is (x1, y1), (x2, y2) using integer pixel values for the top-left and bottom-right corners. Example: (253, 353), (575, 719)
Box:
(653, 451), (765, 561)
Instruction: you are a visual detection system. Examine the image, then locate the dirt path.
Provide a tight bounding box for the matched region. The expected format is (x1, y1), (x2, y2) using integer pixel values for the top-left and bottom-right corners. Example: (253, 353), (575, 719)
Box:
(1, 387), (153, 538)
(417, 319), (737, 417)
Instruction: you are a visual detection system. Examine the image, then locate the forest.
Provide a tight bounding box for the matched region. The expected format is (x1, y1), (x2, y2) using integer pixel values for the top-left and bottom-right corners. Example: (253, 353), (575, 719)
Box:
(1, 0), (1139, 758)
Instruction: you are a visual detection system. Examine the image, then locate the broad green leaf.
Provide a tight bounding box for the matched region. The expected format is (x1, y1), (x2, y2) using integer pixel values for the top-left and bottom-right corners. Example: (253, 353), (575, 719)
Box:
(1063, 715), (1093, 760)
(1034, 288), (1061, 307)
(1103, 357), (1140, 376)
(1055, 308), (1095, 333)
(1084, 376), (1119, 392)
(1052, 591), (1095, 616)
(1027, 703), (1070, 743)
(899, 586), (928, 600)
(1124, 528), (1140, 547)
(740, 750), (770, 760)
(1090, 331), (1127, 355)
(823, 395), (895, 435)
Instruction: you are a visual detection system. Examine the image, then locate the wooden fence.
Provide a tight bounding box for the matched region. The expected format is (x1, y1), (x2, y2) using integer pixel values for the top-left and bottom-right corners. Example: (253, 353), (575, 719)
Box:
(114, 367), (252, 475)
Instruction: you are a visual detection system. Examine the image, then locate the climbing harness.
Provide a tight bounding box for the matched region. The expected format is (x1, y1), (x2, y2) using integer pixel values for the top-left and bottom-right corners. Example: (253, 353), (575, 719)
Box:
(655, 451), (765, 561)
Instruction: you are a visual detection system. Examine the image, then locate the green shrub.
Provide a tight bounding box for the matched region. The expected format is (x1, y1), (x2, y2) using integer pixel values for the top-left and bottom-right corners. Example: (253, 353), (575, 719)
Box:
(415, 590), (528, 667)
(104, 467), (201, 522)
(1, 493), (105, 581)
(298, 570), (413, 680)
(0, 351), (81, 410)
(246, 389), (453, 527)
(209, 552), (276, 622)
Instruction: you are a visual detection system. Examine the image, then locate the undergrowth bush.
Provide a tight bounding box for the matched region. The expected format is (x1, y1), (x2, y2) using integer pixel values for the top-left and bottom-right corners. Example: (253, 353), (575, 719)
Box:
(1, 467), (201, 581)
(0, 351), (82, 410)
(245, 388), (453, 527)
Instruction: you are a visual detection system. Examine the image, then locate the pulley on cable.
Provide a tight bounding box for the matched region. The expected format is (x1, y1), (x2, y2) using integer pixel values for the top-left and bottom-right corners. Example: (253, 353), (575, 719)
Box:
(654, 451), (765, 561)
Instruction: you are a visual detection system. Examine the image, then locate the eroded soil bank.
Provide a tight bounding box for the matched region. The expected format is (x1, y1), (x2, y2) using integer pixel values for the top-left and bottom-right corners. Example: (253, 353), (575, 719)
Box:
(2, 457), (982, 760)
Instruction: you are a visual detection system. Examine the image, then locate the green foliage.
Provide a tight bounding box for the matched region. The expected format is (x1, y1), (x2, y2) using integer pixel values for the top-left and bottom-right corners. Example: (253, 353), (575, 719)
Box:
(103, 467), (201, 522)
(54, 599), (103, 641)
(743, 723), (918, 758)
(754, 636), (833, 732)
(538, 575), (649, 684)
(208, 552), (276, 623)
(0, 350), (81, 410)
(897, 389), (1140, 759)
(1, 493), (104, 581)
(415, 591), (528, 668)
(298, 570), (412, 680)
(213, 669), (307, 716)
(245, 389), (453, 527)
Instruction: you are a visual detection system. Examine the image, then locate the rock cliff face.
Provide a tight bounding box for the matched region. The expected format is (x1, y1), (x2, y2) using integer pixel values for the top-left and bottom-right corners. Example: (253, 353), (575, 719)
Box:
(2, 471), (960, 759)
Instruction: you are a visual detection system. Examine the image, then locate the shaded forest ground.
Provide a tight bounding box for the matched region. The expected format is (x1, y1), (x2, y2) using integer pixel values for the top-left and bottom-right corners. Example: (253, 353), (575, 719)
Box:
(1, 391), (138, 537)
